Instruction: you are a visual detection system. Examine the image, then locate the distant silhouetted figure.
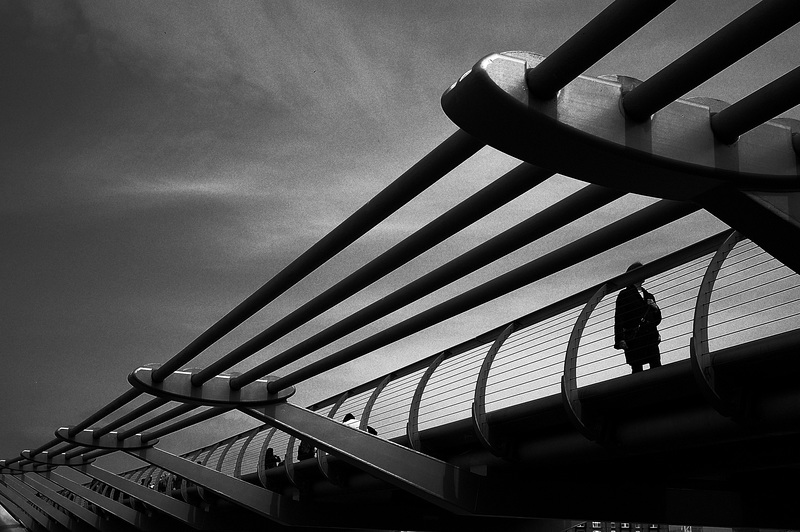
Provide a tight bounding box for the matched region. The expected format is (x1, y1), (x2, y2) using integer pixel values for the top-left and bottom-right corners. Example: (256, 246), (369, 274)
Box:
(264, 447), (280, 469)
(297, 440), (315, 461)
(615, 262), (662, 373)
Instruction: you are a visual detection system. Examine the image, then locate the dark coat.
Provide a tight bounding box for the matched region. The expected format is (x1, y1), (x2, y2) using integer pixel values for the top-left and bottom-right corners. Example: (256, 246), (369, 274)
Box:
(614, 285), (662, 365)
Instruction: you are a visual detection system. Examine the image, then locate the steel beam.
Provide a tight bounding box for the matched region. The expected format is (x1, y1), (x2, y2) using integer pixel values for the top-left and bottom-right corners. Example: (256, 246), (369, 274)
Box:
(0, 482), (55, 532)
(233, 184), (624, 390)
(270, 199), (698, 391)
(123, 446), (300, 525)
(242, 401), (486, 515)
(2, 474), (77, 531)
(526, 0), (677, 99)
(24, 473), (127, 532)
(77, 463), (236, 531)
(0, 489), (47, 532)
(68, 389), (143, 437)
(152, 129), (484, 383)
(622, 0), (800, 121)
(194, 162), (551, 386)
(711, 65), (800, 144)
(43, 470), (166, 532)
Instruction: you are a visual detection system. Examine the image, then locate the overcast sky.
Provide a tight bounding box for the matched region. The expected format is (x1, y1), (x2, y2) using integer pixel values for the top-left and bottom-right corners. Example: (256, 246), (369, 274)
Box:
(2, 0), (799, 474)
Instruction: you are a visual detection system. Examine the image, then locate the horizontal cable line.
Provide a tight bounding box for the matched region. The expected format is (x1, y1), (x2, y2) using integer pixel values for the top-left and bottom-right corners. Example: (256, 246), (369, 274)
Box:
(426, 377), (479, 397)
(493, 346), (565, 372)
(491, 348), (565, 376)
(424, 410), (470, 425)
(713, 264), (792, 296)
(717, 254), (766, 275)
(513, 310), (581, 337)
(707, 298), (800, 331)
(572, 361), (629, 382)
(501, 334), (569, 357)
(424, 381), (475, 401)
(715, 256), (778, 285)
(488, 378), (561, 403)
(498, 337), (570, 363)
(497, 328), (572, 358)
(710, 276), (799, 312)
(505, 322), (574, 350)
(707, 310), (800, 343)
(576, 350), (621, 369)
(716, 253), (772, 280)
(429, 363), (483, 384)
(491, 352), (565, 380)
(498, 340), (569, 363)
(645, 262), (708, 291)
(489, 363), (563, 390)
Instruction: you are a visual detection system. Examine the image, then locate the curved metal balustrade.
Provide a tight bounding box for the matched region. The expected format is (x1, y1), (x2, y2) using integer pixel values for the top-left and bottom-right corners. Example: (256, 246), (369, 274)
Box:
(3, 0), (800, 530)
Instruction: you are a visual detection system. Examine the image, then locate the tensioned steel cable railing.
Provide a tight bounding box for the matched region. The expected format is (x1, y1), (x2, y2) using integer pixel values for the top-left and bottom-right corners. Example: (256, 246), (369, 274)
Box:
(146, 228), (796, 486)
(6, 1), (800, 527)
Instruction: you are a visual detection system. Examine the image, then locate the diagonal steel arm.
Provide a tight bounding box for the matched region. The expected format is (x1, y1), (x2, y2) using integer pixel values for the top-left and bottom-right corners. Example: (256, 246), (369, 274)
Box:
(241, 401), (486, 515)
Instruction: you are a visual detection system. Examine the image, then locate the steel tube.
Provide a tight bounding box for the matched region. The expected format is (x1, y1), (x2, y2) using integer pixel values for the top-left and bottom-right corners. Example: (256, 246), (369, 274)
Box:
(115, 403), (198, 441)
(91, 397), (169, 439)
(68, 387), (142, 436)
(525, 0), (675, 100)
(623, 0), (800, 121)
(711, 65), (800, 144)
(269, 200), (699, 391)
(151, 130), (484, 383)
(25, 438), (61, 459)
(192, 163), (549, 386)
(526, 0), (677, 99)
(141, 407), (230, 442)
(230, 184), (624, 389)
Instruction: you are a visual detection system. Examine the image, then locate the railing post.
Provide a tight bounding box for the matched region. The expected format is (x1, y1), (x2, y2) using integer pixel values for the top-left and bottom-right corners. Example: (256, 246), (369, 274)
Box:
(234, 427), (262, 479)
(407, 352), (447, 451)
(471, 323), (515, 456)
(562, 283), (611, 441)
(316, 392), (350, 484)
(360, 375), (391, 432)
(692, 230), (743, 416)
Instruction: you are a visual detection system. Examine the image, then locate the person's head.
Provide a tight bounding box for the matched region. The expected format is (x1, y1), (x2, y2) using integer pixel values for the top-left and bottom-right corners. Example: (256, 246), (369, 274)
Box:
(343, 413), (355, 422)
(626, 261), (643, 288)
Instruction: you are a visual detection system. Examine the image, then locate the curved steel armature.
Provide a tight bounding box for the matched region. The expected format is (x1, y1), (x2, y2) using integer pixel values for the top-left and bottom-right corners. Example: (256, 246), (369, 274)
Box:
(406, 351), (447, 452)
(471, 323), (515, 457)
(691, 230), (745, 416)
(443, 51), (800, 203)
(55, 427), (158, 450)
(562, 283), (611, 442)
(129, 363), (295, 407)
(21, 449), (95, 467)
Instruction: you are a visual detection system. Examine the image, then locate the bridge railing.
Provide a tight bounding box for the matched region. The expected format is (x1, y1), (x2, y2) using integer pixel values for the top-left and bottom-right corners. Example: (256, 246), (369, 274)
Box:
(112, 229), (800, 487)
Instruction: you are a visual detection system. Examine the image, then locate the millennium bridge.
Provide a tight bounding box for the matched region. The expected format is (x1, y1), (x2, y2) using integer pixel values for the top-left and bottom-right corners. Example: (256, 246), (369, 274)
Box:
(3, 1), (800, 531)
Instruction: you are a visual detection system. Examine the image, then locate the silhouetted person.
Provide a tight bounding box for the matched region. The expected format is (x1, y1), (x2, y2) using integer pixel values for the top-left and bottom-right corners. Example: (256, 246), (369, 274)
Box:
(614, 262), (662, 373)
(297, 440), (315, 461)
(264, 447), (280, 469)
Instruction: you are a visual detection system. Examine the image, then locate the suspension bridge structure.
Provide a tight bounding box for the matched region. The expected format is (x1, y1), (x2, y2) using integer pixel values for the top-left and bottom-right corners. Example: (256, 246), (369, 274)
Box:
(3, 1), (800, 531)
